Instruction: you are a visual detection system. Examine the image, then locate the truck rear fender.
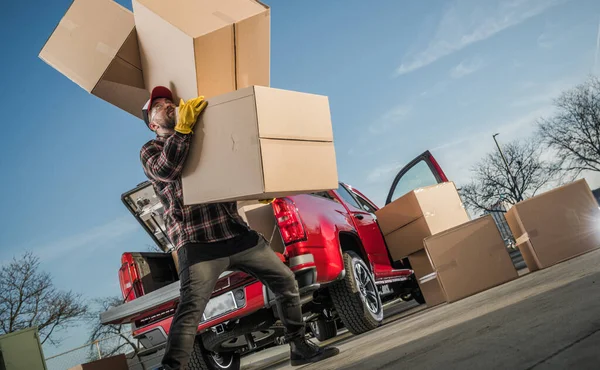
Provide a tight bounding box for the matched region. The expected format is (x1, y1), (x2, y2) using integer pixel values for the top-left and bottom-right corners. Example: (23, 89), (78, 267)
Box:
(338, 231), (371, 271)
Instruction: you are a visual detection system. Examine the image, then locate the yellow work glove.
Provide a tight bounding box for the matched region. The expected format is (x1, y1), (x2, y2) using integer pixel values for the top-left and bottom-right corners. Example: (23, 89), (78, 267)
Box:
(175, 96), (208, 134)
(258, 198), (275, 204)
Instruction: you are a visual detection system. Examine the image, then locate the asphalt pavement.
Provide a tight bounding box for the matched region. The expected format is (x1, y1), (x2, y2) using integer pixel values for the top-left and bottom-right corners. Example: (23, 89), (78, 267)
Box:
(242, 248), (600, 370)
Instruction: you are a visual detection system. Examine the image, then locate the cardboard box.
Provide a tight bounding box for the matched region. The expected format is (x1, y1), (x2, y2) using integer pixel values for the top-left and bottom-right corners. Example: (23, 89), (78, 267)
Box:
(417, 275), (446, 307)
(132, 0), (270, 101)
(423, 215), (518, 303)
(181, 86), (338, 204)
(238, 201), (285, 253)
(408, 249), (434, 280)
(68, 354), (128, 370)
(409, 250), (446, 307)
(39, 0), (149, 119)
(375, 182), (469, 260)
(505, 179), (600, 272)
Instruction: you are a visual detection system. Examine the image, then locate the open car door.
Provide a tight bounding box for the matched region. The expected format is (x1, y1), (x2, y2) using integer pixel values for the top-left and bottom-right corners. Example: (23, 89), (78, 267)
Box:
(385, 150), (449, 205)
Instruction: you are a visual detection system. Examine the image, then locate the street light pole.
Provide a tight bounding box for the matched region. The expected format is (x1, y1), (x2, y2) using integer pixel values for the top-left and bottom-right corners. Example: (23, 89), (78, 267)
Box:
(492, 133), (523, 202)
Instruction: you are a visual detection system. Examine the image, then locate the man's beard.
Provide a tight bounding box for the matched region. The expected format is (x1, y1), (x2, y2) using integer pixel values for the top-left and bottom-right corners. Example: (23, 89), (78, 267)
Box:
(158, 113), (176, 130)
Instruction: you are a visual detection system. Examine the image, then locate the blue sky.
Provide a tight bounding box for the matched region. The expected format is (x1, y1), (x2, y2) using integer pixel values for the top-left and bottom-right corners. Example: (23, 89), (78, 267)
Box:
(1, 0), (600, 360)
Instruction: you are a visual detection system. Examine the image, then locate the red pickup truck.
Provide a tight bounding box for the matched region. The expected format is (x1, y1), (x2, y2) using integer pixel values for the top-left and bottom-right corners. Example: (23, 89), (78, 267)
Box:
(101, 150), (449, 370)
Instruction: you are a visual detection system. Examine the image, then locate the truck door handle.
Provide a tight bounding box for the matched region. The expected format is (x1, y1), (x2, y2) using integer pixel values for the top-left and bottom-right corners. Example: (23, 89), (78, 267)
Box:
(354, 214), (364, 220)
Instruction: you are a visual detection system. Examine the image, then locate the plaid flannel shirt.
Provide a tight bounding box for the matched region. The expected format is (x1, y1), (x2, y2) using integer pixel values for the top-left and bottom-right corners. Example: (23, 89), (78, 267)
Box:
(140, 132), (251, 250)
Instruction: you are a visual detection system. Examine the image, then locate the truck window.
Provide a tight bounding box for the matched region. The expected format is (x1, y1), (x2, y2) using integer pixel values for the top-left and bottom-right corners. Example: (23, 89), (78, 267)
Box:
(390, 160), (439, 202)
(352, 192), (377, 214)
(337, 185), (362, 210)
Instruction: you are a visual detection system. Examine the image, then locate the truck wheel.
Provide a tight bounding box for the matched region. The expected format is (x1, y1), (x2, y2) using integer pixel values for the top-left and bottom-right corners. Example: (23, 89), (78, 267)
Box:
(330, 251), (383, 335)
(308, 318), (337, 342)
(188, 338), (241, 370)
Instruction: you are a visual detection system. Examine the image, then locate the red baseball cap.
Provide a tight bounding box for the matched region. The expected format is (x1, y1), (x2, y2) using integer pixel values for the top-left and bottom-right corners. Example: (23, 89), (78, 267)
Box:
(142, 86), (174, 126)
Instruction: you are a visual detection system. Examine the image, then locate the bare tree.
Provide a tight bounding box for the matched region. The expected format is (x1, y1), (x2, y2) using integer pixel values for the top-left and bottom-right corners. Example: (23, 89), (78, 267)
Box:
(0, 252), (88, 346)
(460, 138), (561, 214)
(85, 296), (140, 360)
(538, 75), (600, 175)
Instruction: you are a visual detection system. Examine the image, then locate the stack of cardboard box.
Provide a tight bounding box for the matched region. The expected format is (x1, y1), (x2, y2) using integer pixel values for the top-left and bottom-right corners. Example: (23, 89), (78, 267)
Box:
(376, 182), (518, 307)
(39, 0), (338, 207)
(375, 178), (600, 307)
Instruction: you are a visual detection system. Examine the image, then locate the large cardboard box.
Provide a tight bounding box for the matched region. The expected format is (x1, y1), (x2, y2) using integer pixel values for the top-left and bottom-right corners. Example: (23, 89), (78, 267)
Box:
(68, 354), (128, 370)
(423, 215), (518, 303)
(375, 182), (469, 260)
(181, 86), (338, 204)
(39, 0), (149, 119)
(132, 0), (270, 101)
(505, 179), (600, 272)
(408, 250), (446, 307)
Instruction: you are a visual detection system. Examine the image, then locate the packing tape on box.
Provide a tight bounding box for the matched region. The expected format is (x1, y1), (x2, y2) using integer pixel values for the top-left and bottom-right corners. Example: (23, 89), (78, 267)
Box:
(419, 272), (437, 284)
(515, 229), (538, 246)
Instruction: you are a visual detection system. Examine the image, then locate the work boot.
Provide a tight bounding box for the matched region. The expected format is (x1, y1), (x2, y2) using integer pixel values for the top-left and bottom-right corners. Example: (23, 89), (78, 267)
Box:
(289, 336), (340, 366)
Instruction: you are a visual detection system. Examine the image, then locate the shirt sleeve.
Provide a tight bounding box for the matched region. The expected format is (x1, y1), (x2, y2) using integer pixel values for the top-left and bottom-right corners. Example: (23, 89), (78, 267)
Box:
(140, 133), (191, 182)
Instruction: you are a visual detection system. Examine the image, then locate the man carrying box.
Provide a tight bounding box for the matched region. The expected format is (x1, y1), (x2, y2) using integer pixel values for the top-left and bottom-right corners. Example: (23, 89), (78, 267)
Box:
(139, 86), (339, 370)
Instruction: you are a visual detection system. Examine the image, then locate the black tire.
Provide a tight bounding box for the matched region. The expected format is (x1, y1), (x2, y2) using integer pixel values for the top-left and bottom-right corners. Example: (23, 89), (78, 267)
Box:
(188, 338), (241, 370)
(330, 251), (383, 335)
(309, 318), (337, 342)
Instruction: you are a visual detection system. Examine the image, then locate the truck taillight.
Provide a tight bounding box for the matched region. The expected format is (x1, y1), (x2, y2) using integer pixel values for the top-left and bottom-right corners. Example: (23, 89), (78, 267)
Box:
(273, 198), (307, 245)
(118, 253), (143, 302)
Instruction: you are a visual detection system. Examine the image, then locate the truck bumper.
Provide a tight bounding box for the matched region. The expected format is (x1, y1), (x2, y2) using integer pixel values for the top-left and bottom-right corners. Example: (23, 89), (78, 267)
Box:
(133, 281), (266, 348)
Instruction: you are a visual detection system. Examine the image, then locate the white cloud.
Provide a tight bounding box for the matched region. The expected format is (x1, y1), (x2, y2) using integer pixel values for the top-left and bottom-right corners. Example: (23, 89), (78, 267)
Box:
(394, 0), (565, 76)
(26, 216), (139, 262)
(368, 104), (412, 135)
(450, 57), (484, 79)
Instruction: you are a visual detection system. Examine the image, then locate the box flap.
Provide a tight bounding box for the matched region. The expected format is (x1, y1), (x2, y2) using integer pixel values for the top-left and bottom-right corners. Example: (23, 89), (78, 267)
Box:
(116, 28), (143, 70)
(134, 0), (268, 38)
(39, 0), (135, 92)
(254, 87), (334, 142)
(194, 25), (236, 98)
(132, 0), (198, 101)
(235, 10), (271, 90)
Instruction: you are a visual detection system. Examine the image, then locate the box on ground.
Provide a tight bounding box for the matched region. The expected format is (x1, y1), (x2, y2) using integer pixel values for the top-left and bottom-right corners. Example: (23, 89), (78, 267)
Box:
(132, 0), (270, 102)
(417, 275), (446, 307)
(181, 86), (338, 204)
(408, 250), (446, 307)
(505, 179), (600, 272)
(375, 182), (470, 260)
(423, 214), (518, 303)
(68, 354), (128, 370)
(39, 0), (149, 119)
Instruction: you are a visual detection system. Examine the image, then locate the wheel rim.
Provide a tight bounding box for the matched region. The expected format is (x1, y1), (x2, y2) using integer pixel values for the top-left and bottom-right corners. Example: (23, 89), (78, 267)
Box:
(353, 261), (381, 315)
(309, 322), (319, 336)
(209, 352), (234, 369)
